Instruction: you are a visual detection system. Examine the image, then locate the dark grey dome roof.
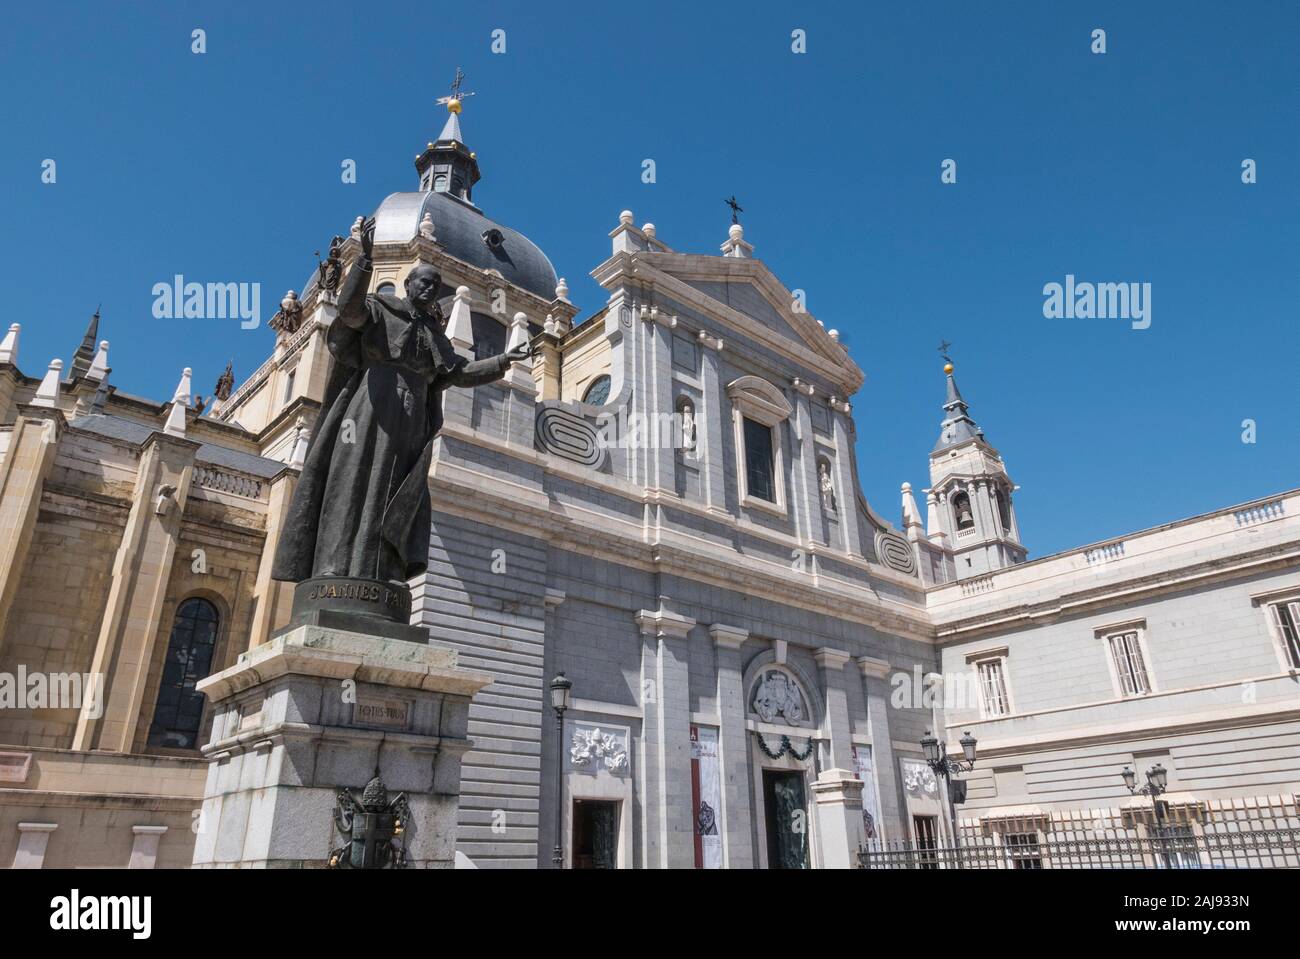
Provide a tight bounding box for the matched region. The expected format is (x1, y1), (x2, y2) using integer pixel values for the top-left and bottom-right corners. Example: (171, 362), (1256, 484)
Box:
(372, 191), (559, 300)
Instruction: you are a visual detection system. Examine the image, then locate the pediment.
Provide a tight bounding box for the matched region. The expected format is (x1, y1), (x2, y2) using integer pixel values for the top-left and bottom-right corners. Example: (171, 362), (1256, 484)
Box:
(638, 253), (863, 390)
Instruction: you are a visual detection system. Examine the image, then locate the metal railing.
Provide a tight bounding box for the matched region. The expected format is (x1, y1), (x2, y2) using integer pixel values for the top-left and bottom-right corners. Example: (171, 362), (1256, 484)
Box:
(860, 802), (1300, 869)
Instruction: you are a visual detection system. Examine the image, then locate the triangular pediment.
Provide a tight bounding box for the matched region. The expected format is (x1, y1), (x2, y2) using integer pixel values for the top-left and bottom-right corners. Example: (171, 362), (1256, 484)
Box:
(637, 252), (863, 391)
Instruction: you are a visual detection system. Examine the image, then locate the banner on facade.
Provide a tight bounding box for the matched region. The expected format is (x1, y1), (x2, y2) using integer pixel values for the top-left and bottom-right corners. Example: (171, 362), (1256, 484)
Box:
(852, 744), (883, 843)
(690, 725), (723, 868)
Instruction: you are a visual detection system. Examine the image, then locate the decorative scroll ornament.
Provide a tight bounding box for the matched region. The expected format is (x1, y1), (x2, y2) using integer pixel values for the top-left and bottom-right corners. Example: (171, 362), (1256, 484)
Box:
(570, 727), (629, 773)
(875, 529), (917, 576)
(751, 669), (805, 725)
(535, 406), (606, 468)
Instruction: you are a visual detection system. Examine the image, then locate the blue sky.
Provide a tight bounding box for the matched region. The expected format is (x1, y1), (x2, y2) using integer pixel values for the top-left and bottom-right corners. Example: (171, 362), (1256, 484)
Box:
(3, 1), (1296, 557)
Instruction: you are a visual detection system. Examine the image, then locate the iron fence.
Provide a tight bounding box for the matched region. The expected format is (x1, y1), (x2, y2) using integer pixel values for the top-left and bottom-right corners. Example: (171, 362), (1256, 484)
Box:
(859, 800), (1300, 869)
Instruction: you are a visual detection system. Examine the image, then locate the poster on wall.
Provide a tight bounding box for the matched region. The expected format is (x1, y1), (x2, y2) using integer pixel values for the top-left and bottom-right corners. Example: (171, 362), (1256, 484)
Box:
(689, 725), (723, 868)
(851, 744), (883, 843)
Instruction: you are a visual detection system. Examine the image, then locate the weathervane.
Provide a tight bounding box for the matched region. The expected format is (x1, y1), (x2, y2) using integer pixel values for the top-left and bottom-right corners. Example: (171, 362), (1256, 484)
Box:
(436, 66), (476, 114)
(937, 339), (953, 365)
(725, 195), (744, 225)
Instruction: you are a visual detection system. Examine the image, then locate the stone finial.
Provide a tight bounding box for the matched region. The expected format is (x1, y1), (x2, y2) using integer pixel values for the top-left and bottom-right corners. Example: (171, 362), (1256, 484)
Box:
(31, 358), (63, 408)
(902, 482), (923, 530)
(163, 367), (192, 437)
(86, 340), (110, 382)
(555, 277), (570, 301)
(289, 417), (311, 469)
(351, 216), (364, 240)
(619, 210), (634, 226)
(506, 312), (530, 354)
(828, 329), (840, 342)
(721, 222), (753, 259)
(642, 223), (656, 238)
(544, 314), (558, 336)
(419, 211), (436, 240)
(0, 323), (19, 366)
(446, 285), (474, 351)
(925, 489), (946, 541)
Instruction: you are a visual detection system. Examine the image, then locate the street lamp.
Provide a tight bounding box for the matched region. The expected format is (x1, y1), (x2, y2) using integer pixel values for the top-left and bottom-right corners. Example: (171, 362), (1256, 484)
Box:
(1121, 763), (1169, 832)
(549, 672), (573, 868)
(921, 730), (977, 850)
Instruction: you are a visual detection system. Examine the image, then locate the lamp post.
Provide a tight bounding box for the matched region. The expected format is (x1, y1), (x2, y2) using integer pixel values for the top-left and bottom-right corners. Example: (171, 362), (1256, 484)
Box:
(549, 672), (573, 868)
(1121, 763), (1169, 836)
(920, 730), (977, 850)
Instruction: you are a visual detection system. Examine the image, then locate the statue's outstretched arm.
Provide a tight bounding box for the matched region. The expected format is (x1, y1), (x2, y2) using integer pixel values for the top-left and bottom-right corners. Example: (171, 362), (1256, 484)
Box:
(445, 352), (511, 388)
(336, 254), (374, 330)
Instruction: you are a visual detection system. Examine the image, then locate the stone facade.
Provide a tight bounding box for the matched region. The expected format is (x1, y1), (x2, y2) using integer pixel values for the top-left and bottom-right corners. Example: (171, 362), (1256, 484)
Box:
(0, 114), (1296, 869)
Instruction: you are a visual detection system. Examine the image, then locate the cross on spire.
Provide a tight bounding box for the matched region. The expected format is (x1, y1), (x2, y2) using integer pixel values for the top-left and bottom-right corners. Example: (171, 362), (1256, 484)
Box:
(436, 66), (476, 113)
(937, 339), (953, 364)
(725, 195), (743, 224)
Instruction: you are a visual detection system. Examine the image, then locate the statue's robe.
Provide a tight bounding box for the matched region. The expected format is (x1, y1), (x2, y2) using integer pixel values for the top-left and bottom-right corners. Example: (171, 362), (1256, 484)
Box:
(272, 255), (509, 584)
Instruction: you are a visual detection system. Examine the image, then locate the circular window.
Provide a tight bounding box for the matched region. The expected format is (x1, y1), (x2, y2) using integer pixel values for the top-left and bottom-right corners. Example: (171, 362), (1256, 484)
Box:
(582, 375), (612, 406)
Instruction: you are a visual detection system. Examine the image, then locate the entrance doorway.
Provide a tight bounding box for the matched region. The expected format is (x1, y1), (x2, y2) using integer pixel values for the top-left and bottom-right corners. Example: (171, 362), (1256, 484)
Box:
(762, 770), (809, 869)
(571, 799), (620, 869)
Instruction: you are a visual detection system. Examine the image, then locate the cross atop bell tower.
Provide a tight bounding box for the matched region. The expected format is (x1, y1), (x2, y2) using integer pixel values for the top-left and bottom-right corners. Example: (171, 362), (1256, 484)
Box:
(415, 67), (481, 203)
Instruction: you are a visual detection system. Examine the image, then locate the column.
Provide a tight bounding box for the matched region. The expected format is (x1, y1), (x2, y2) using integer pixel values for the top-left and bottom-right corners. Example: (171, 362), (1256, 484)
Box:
(12, 822), (56, 868)
(857, 655), (906, 840)
(128, 825), (168, 869)
(814, 647), (855, 770)
(73, 431), (199, 752)
(709, 623), (755, 868)
(0, 405), (64, 646)
(635, 606), (696, 868)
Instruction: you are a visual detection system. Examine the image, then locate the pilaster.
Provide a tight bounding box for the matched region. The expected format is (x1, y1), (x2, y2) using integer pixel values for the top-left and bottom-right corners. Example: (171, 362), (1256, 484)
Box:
(709, 623), (755, 868)
(635, 606), (696, 868)
(73, 430), (200, 753)
(814, 647), (855, 769)
(0, 405), (65, 646)
(857, 655), (905, 840)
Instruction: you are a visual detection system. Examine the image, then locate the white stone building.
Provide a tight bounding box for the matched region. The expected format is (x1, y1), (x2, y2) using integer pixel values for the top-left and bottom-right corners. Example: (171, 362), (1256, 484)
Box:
(0, 103), (1296, 869)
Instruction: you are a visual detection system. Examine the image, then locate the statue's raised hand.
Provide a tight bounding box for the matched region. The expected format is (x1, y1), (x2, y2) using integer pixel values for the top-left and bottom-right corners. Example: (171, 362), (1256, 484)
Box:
(358, 216), (376, 259)
(504, 341), (533, 365)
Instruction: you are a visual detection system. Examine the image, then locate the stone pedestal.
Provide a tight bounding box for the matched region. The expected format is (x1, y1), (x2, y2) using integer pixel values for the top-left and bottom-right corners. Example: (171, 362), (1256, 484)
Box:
(812, 767), (867, 869)
(191, 625), (491, 868)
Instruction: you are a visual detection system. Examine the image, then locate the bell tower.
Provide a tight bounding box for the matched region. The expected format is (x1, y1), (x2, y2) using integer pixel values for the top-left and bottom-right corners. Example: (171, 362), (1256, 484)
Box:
(925, 356), (1026, 579)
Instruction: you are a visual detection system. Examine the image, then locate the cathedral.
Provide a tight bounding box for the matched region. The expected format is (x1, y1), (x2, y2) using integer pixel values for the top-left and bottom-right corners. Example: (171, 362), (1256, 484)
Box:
(0, 97), (1297, 870)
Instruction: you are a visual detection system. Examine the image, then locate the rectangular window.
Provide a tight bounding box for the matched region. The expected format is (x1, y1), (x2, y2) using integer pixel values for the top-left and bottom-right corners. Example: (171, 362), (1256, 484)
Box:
(977, 659), (1010, 717)
(1005, 832), (1043, 869)
(743, 416), (776, 503)
(1269, 601), (1300, 669)
(1107, 630), (1151, 696)
(282, 369), (296, 404)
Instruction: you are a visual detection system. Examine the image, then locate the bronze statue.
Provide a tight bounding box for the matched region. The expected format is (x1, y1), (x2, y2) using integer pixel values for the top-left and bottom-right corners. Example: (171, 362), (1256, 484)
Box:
(271, 217), (530, 602)
(213, 361), (234, 401)
(316, 235), (345, 293)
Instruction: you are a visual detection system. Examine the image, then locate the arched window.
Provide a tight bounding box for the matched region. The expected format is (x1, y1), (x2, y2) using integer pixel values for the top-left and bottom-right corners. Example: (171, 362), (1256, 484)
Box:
(994, 488), (1012, 532)
(952, 491), (975, 531)
(148, 598), (219, 750)
(582, 375), (612, 406)
(375, 281), (396, 296)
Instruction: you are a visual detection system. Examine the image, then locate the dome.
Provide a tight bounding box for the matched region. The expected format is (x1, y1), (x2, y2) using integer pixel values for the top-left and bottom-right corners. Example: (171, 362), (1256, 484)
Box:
(371, 191), (558, 301)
